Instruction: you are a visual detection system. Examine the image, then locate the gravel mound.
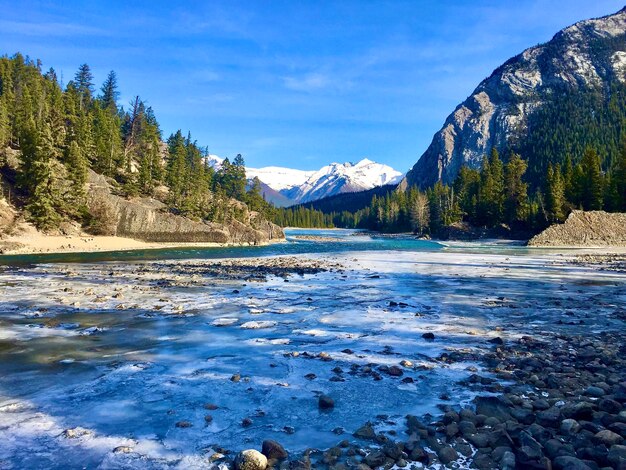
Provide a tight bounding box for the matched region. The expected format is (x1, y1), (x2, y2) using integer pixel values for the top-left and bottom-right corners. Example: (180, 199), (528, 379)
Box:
(528, 211), (626, 247)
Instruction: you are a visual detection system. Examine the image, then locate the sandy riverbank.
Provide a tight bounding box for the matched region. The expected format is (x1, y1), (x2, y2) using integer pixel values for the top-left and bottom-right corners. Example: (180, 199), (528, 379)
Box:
(0, 229), (284, 255)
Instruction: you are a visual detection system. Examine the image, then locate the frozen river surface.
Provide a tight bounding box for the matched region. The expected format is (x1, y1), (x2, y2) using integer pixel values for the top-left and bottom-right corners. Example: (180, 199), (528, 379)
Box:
(0, 230), (624, 468)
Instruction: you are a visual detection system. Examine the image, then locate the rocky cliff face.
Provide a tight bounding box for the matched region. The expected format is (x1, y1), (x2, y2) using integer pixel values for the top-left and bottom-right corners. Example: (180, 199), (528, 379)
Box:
(528, 210), (626, 246)
(87, 172), (284, 245)
(402, 7), (626, 188)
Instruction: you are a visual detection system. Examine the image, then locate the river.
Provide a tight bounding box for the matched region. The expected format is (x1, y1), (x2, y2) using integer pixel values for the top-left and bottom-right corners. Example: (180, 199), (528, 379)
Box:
(0, 229), (623, 468)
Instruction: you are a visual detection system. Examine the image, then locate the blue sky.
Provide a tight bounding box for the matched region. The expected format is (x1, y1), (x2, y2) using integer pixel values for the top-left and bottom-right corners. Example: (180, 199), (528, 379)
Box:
(1, 1), (624, 171)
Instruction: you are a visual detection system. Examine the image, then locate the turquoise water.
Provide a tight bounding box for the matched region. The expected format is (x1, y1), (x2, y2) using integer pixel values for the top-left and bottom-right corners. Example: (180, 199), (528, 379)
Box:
(0, 228), (444, 265)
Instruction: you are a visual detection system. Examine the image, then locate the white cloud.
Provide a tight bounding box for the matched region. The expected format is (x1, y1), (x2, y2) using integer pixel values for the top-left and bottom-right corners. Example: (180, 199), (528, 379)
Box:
(283, 73), (332, 92)
(0, 19), (109, 37)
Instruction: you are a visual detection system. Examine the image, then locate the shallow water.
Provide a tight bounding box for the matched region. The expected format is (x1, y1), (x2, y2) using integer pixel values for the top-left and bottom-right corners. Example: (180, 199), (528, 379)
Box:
(0, 229), (624, 468)
(0, 229), (442, 265)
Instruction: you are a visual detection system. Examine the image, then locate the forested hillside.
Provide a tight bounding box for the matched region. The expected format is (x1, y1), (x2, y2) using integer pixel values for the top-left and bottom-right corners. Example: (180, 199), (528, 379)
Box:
(402, 7), (626, 188)
(0, 53), (268, 233)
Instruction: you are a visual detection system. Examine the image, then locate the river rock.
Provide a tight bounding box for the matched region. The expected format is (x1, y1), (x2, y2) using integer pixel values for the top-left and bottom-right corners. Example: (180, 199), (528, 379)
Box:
(353, 423), (376, 440)
(552, 456), (592, 470)
(363, 450), (385, 467)
(562, 402), (594, 420)
(584, 385), (605, 397)
(261, 440), (288, 460)
(235, 449), (268, 470)
(599, 398), (622, 414)
(474, 396), (512, 422)
(458, 420), (477, 436)
(536, 407), (561, 428)
(560, 418), (581, 435)
(319, 395), (334, 410)
(437, 446), (458, 464)
(608, 445), (626, 467)
(594, 429), (624, 446)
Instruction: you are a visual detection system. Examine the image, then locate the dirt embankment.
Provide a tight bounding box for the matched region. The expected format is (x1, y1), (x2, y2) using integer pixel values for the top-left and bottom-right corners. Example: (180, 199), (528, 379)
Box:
(528, 210), (626, 247)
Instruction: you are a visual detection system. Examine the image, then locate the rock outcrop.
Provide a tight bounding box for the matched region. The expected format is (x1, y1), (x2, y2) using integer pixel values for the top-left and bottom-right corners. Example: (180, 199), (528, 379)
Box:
(528, 210), (626, 247)
(402, 7), (626, 188)
(0, 198), (15, 234)
(87, 171), (284, 245)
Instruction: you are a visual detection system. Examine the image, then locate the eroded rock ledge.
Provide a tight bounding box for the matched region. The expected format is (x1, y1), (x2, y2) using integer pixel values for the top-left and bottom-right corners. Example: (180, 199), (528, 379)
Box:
(88, 171), (284, 245)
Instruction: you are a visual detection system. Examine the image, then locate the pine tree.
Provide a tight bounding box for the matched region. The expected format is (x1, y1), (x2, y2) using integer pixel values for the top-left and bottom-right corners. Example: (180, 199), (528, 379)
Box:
(477, 149), (504, 226)
(231, 153), (247, 200)
(65, 140), (88, 212)
(503, 152), (529, 225)
(454, 166), (480, 221)
(100, 70), (119, 112)
(546, 164), (565, 222)
(0, 94), (9, 147)
(74, 64), (94, 111)
(23, 118), (62, 229)
(609, 141), (626, 211)
(166, 130), (187, 208)
(246, 177), (266, 214)
(579, 147), (604, 210)
(562, 154), (575, 203)
(93, 104), (122, 176)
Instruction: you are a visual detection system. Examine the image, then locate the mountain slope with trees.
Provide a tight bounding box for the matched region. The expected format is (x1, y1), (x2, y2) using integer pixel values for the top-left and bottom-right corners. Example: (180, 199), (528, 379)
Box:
(402, 6), (626, 189)
(0, 53), (281, 243)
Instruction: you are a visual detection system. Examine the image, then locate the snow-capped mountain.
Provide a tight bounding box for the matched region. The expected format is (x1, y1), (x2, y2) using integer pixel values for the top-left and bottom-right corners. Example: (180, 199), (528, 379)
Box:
(281, 159), (403, 204)
(206, 155), (403, 206)
(246, 166), (315, 192)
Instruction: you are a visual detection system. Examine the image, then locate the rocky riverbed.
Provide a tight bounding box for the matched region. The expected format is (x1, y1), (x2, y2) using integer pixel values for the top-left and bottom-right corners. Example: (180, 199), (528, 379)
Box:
(0, 243), (624, 469)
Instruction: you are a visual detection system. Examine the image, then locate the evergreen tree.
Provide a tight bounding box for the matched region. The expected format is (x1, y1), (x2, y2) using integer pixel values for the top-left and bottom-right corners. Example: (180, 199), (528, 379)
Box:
(454, 166), (480, 220)
(246, 177), (266, 214)
(65, 140), (88, 212)
(100, 70), (119, 112)
(231, 153), (247, 200)
(503, 152), (529, 225)
(0, 94), (9, 147)
(93, 103), (123, 176)
(23, 118), (62, 229)
(477, 149), (504, 225)
(562, 154), (575, 203)
(166, 130), (187, 208)
(74, 63), (94, 111)
(609, 141), (626, 211)
(546, 164), (566, 222)
(579, 147), (604, 210)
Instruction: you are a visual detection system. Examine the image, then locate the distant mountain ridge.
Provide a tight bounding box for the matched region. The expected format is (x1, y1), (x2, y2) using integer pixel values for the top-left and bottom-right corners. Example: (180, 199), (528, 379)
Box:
(207, 155), (403, 206)
(402, 6), (626, 189)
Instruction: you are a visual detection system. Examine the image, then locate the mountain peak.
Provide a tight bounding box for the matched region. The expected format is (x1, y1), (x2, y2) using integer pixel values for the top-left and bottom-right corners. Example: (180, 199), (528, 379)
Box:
(403, 6), (626, 189)
(355, 158), (375, 166)
(206, 154), (403, 206)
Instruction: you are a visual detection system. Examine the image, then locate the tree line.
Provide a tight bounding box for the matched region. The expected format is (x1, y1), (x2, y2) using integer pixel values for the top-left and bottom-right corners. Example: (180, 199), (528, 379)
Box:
(272, 142), (626, 236)
(0, 53), (261, 231)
